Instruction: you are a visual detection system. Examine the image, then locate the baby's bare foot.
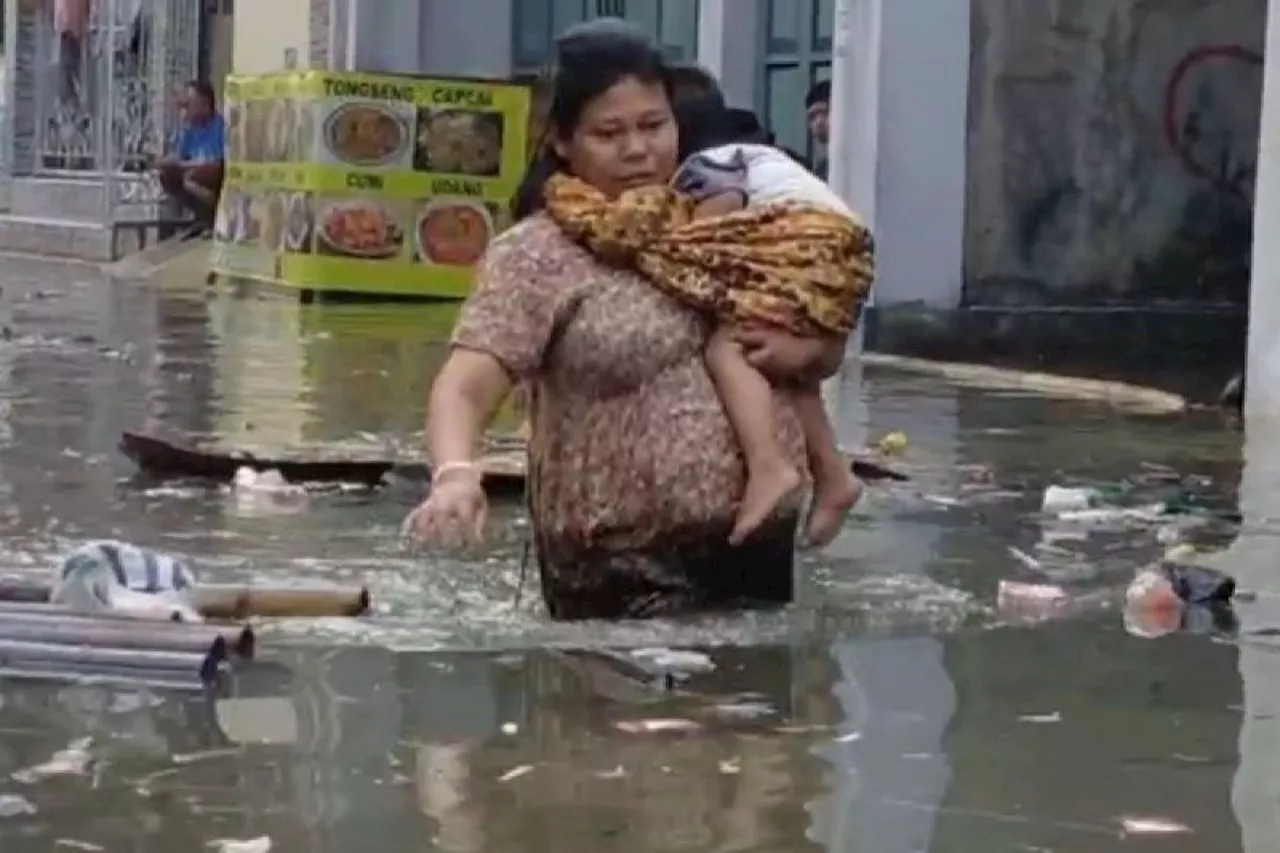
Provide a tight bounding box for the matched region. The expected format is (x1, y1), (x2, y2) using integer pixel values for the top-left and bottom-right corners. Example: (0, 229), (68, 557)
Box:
(803, 472), (862, 547)
(730, 462), (802, 545)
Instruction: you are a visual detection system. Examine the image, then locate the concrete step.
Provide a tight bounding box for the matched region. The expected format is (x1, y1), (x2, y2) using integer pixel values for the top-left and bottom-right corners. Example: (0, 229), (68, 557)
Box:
(0, 213), (113, 261)
(9, 176), (108, 220)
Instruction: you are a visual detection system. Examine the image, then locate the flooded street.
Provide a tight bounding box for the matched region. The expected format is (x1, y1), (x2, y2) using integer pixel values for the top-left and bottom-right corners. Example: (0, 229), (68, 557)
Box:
(0, 256), (1261, 850)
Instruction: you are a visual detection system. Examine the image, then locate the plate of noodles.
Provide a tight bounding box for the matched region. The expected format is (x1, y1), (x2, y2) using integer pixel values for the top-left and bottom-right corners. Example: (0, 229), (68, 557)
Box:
(324, 103), (408, 167)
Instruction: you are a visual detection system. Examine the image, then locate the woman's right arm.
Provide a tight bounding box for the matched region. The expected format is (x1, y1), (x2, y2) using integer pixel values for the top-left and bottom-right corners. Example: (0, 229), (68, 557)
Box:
(426, 349), (512, 472)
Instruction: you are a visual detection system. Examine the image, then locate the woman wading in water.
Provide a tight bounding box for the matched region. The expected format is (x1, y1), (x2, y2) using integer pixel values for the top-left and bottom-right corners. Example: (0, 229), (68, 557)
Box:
(403, 20), (853, 620)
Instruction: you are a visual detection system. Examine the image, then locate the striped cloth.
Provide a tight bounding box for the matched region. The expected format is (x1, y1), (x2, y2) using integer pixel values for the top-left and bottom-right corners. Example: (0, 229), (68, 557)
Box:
(59, 540), (195, 593)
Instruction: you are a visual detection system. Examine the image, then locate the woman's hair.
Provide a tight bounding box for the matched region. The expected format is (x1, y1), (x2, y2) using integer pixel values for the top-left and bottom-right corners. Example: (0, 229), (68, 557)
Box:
(512, 18), (672, 222)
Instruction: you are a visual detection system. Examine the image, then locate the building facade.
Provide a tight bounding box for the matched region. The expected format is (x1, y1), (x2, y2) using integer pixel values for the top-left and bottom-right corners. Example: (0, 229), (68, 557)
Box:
(0, 0), (209, 258)
(0, 0), (1267, 328)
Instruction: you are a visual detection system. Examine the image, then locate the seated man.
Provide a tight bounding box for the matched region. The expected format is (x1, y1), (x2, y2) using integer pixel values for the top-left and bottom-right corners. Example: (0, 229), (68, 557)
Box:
(157, 79), (226, 234)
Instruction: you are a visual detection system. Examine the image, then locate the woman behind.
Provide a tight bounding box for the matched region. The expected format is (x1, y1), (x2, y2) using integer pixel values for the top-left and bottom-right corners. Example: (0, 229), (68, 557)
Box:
(403, 19), (849, 621)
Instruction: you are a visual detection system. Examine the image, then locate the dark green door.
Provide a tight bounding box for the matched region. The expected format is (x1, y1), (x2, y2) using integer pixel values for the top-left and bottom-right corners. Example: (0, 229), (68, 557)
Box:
(512, 0), (700, 73)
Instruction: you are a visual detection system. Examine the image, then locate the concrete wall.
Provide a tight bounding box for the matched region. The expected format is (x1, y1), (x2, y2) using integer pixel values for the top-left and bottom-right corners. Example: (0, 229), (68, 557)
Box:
(296, 0), (513, 80)
(418, 0), (513, 79)
(965, 0), (1266, 305)
(233, 0), (313, 74)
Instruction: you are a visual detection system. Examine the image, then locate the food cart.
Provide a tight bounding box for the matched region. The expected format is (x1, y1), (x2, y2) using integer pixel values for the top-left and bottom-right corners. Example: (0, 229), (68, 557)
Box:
(210, 71), (532, 298)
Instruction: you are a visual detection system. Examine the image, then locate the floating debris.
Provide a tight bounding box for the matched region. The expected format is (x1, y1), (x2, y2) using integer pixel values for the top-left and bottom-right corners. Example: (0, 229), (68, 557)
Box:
(615, 718), (702, 735)
(629, 648), (715, 673)
(0, 793), (35, 817)
(1018, 711), (1062, 724)
(208, 838), (272, 853)
(12, 737), (92, 783)
(498, 764), (534, 783)
(1119, 815), (1191, 836)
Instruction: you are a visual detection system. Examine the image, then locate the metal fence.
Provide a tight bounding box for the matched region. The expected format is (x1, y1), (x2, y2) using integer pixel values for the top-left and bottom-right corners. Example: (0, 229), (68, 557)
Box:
(30, 0), (200, 218)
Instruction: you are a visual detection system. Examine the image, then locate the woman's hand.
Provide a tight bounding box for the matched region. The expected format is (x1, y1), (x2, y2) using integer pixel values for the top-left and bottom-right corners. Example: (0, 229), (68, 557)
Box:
(733, 327), (847, 383)
(402, 474), (489, 546)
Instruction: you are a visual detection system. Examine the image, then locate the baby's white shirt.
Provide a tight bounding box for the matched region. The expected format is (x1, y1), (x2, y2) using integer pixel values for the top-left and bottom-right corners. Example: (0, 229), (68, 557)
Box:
(691, 143), (854, 218)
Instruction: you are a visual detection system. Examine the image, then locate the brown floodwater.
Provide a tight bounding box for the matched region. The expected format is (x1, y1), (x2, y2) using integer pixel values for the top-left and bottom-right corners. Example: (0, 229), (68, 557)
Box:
(0, 255), (1257, 851)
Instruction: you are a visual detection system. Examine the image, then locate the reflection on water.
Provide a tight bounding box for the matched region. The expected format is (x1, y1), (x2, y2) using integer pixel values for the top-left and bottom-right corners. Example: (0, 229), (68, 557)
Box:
(0, 258), (1257, 850)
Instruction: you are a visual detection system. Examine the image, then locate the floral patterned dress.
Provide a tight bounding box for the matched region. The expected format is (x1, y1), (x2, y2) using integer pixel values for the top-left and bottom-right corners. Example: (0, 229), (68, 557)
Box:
(452, 213), (808, 620)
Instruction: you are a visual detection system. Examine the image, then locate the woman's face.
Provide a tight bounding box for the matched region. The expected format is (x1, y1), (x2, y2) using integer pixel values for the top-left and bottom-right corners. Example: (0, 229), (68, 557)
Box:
(553, 76), (678, 198)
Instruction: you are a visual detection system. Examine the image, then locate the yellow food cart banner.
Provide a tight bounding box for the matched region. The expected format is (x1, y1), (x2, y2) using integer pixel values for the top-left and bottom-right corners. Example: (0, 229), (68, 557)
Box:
(210, 70), (531, 298)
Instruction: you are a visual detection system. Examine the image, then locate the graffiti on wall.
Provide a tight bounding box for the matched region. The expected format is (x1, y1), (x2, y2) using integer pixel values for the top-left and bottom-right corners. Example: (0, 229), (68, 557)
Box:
(965, 0), (1266, 304)
(1164, 44), (1262, 193)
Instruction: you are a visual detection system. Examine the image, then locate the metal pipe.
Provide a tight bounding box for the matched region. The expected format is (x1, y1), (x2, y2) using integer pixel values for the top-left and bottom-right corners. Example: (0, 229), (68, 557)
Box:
(101, 0), (117, 222)
(0, 609), (254, 658)
(0, 636), (226, 682)
(0, 596), (256, 655)
(188, 584), (370, 619)
(0, 581), (370, 620)
(0, 664), (211, 692)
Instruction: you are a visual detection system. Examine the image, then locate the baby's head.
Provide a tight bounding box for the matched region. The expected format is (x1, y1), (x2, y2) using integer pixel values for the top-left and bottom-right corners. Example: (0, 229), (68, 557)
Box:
(674, 91), (771, 160)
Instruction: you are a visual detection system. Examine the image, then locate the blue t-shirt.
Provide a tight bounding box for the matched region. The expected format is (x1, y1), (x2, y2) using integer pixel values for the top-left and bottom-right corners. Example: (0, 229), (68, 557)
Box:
(177, 114), (226, 163)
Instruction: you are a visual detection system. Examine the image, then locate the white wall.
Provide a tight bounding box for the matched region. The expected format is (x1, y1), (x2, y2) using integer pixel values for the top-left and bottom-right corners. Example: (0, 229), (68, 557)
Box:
(339, 0), (513, 79)
(232, 0), (312, 75)
(828, 0), (969, 309)
(1247, 0), (1280, 418)
(419, 0), (513, 79)
(697, 0), (761, 109)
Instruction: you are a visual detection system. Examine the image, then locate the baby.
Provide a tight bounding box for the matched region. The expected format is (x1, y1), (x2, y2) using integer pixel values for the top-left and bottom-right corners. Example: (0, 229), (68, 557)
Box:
(672, 98), (867, 546)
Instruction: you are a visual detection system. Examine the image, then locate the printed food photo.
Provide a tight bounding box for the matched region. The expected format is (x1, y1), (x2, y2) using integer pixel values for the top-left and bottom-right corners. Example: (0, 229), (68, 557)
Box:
(413, 110), (504, 176)
(415, 199), (492, 266)
(324, 103), (409, 167)
(317, 198), (406, 259)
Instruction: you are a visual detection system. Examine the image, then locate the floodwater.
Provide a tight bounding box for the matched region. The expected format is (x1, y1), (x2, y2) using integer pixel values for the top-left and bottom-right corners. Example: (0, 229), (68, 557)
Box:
(0, 255), (1262, 851)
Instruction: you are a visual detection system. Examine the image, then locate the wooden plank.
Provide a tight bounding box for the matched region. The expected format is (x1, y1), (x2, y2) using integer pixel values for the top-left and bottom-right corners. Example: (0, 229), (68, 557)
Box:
(118, 430), (907, 488)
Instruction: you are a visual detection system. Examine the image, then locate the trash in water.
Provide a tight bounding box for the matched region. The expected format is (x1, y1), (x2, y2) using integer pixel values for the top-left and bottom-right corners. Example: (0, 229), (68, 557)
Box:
(54, 841), (105, 852)
(998, 580), (1067, 607)
(499, 722), (518, 736)
(208, 838), (272, 853)
(709, 700), (775, 720)
(1118, 815), (1191, 836)
(1041, 486), (1103, 513)
(1018, 711), (1062, 724)
(876, 431), (908, 456)
(1124, 563), (1238, 639)
(0, 793), (35, 817)
(629, 648), (715, 674)
(718, 758), (741, 775)
(1162, 562), (1236, 605)
(233, 467), (304, 495)
(229, 468), (308, 516)
(12, 737), (92, 783)
(1007, 546), (1042, 571)
(1054, 504), (1166, 526)
(498, 764), (534, 783)
(615, 718), (702, 735)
